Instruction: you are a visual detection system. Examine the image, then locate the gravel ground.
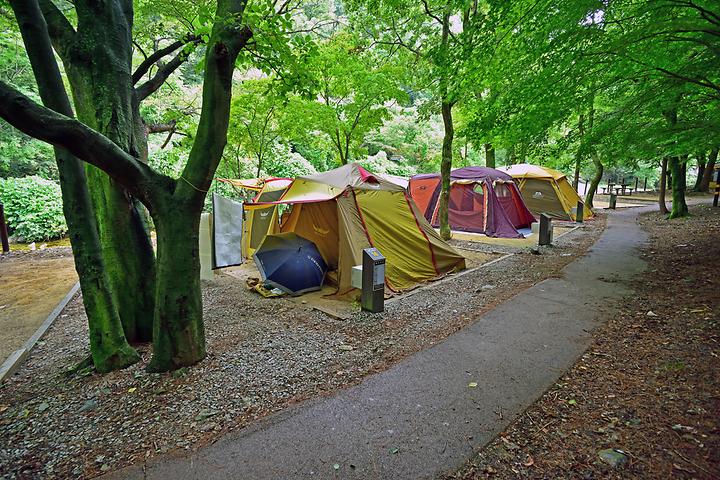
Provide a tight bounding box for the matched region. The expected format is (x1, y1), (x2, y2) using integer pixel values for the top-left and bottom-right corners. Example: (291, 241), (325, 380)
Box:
(0, 216), (604, 479)
(448, 203), (720, 479)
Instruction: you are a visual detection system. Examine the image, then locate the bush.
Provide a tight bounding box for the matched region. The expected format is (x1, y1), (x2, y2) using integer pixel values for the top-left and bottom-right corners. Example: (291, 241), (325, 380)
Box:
(0, 176), (67, 241)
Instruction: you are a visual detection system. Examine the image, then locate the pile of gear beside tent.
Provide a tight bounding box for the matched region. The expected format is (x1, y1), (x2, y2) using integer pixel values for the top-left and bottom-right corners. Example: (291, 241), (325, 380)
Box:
(208, 162), (592, 298)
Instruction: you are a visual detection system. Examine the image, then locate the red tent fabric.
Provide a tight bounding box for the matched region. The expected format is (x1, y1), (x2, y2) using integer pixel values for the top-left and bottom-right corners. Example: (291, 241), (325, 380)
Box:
(409, 167), (536, 238)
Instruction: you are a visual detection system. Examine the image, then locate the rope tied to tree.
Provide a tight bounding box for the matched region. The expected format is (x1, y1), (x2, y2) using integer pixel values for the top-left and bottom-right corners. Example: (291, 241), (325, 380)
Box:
(179, 175), (209, 193)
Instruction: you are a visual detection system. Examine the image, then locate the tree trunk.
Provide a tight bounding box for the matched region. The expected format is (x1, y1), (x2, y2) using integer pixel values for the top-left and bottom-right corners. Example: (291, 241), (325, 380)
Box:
(573, 113), (585, 189)
(658, 157), (669, 214)
(692, 152), (706, 192)
(147, 207), (205, 371)
(585, 150), (603, 209)
(439, 101), (454, 240)
(437, 10), (453, 241)
(10, 0), (138, 371)
(700, 147), (718, 192)
(668, 156), (689, 218)
(59, 3), (156, 343)
(484, 143), (495, 168)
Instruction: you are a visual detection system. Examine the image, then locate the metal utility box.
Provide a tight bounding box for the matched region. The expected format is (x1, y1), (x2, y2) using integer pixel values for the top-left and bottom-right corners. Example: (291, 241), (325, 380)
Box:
(361, 248), (385, 313)
(538, 213), (553, 246)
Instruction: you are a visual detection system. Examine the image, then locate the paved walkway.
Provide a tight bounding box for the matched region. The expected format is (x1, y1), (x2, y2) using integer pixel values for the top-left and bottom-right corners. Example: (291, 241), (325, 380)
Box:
(106, 208), (648, 480)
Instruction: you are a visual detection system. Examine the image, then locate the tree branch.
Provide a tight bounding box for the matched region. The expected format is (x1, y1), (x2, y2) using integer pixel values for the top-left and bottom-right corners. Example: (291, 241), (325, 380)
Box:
(132, 34), (200, 84)
(135, 43), (199, 101)
(0, 81), (160, 199)
(38, 0), (75, 58)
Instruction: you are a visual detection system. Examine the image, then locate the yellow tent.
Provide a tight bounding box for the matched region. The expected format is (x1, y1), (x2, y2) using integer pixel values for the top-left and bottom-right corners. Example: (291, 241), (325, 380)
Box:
(252, 163), (466, 292)
(498, 164), (593, 221)
(217, 177), (292, 258)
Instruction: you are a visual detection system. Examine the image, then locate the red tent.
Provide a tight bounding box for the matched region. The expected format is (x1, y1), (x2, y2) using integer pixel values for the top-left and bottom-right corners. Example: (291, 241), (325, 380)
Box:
(409, 167), (536, 238)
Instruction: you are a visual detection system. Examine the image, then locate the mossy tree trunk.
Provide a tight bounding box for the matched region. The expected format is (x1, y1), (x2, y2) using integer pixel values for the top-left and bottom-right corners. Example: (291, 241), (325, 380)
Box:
(437, 10), (454, 241)
(10, 0), (138, 371)
(439, 99), (454, 240)
(668, 156), (689, 218)
(692, 152), (706, 192)
(2, 0), (252, 372)
(658, 157), (669, 214)
(58, 2), (155, 343)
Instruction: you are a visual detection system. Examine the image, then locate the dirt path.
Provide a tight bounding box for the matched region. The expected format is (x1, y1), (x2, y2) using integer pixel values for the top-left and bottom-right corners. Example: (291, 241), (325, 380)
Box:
(0, 248), (77, 362)
(449, 203), (720, 479)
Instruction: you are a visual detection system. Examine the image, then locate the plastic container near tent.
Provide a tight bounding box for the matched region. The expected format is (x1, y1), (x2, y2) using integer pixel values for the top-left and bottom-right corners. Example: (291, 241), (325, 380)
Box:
(408, 167), (536, 238)
(497, 164), (594, 221)
(249, 163), (466, 293)
(216, 177), (292, 258)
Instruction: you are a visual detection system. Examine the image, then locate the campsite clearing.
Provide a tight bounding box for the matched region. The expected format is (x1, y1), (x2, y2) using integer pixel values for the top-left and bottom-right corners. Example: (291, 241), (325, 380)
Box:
(0, 214), (604, 479)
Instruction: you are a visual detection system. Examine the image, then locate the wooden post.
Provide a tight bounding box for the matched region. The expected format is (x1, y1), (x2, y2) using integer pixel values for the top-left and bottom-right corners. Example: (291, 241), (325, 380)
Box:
(714, 169), (720, 207)
(576, 201), (584, 223)
(538, 213), (552, 246)
(634, 177), (639, 191)
(609, 193), (617, 209)
(643, 177), (647, 191)
(0, 203), (9, 254)
(583, 180), (588, 195)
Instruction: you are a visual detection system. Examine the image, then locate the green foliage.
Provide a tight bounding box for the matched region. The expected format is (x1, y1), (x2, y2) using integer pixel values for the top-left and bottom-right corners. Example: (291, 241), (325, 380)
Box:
(0, 176), (67, 241)
(0, 29), (57, 179)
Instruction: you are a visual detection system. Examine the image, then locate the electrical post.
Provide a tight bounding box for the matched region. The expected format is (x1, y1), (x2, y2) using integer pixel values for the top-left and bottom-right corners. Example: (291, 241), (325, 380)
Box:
(361, 248), (385, 313)
(538, 214), (553, 246)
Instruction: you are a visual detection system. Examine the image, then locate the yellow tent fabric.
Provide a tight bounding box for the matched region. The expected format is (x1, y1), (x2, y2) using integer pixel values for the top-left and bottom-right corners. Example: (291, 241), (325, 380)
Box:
(238, 178), (292, 258)
(499, 164), (593, 221)
(253, 163), (466, 292)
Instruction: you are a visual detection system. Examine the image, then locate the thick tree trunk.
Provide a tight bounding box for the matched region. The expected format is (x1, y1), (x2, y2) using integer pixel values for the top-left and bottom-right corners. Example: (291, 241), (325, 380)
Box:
(668, 156), (689, 218)
(700, 147), (718, 192)
(585, 150), (603, 209)
(62, 3), (156, 343)
(439, 101), (454, 240)
(659, 157), (669, 214)
(147, 208), (205, 371)
(692, 152), (706, 192)
(10, 0), (138, 371)
(484, 143), (495, 168)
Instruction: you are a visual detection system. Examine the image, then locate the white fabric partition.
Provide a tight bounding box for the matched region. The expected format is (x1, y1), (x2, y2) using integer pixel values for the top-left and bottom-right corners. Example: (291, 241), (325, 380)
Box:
(212, 193), (244, 268)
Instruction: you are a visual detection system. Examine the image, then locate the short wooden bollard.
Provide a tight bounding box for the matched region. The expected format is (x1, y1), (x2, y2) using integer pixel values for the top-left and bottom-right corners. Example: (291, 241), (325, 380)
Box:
(576, 201), (584, 223)
(0, 203), (9, 254)
(538, 213), (552, 246)
(609, 193), (617, 209)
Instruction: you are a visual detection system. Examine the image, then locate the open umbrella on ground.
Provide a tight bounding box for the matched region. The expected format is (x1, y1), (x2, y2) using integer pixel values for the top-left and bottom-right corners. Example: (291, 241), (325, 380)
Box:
(253, 232), (328, 295)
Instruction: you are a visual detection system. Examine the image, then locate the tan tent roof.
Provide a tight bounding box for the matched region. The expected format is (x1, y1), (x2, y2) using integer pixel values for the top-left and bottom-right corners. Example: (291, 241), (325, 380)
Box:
(498, 164), (567, 181)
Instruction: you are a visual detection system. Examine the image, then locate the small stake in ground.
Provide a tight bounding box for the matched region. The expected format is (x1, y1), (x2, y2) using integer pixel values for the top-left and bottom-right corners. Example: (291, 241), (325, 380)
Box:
(714, 167), (720, 207)
(609, 193), (617, 209)
(0, 203), (9, 254)
(576, 201), (584, 224)
(538, 213), (552, 246)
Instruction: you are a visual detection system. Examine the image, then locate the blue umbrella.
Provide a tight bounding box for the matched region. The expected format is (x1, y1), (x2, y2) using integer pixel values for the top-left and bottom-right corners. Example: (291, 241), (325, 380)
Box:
(253, 232), (328, 295)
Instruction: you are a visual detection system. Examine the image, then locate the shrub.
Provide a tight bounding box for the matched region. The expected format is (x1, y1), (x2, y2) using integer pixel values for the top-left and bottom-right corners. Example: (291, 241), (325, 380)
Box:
(0, 176), (67, 241)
